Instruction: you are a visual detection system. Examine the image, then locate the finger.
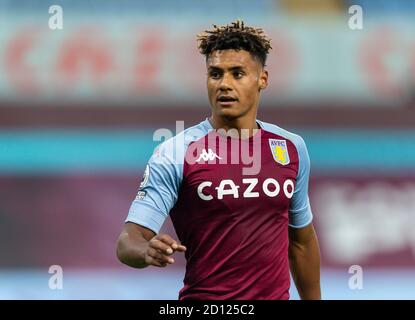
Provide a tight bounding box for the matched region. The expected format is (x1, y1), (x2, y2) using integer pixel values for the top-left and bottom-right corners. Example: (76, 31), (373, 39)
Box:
(150, 239), (175, 255)
(170, 241), (186, 251)
(157, 235), (186, 252)
(157, 234), (178, 248)
(175, 244), (187, 252)
(148, 248), (173, 263)
(148, 248), (175, 264)
(146, 251), (168, 268)
(145, 255), (167, 268)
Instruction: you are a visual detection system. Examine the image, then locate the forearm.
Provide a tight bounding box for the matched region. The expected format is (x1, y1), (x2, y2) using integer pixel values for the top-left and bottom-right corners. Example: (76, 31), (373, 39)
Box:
(116, 231), (150, 268)
(289, 230), (321, 300)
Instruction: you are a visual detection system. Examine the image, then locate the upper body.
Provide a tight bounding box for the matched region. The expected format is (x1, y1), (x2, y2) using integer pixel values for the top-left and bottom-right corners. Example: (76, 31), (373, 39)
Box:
(116, 20), (321, 300)
(126, 118), (313, 299)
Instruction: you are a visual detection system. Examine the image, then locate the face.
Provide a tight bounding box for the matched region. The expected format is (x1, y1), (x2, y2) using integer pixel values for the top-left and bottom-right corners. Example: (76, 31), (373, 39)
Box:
(206, 49), (268, 120)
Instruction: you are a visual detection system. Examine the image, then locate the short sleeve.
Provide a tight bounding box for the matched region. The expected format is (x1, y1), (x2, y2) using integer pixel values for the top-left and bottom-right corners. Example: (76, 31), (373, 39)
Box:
(125, 142), (183, 234)
(288, 136), (313, 228)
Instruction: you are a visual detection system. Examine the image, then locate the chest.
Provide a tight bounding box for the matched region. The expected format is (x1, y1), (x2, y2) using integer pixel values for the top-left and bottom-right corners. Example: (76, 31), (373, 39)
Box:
(181, 137), (299, 210)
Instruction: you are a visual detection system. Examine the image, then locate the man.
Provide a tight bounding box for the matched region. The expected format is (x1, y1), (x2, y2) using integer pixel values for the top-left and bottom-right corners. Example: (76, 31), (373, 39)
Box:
(116, 20), (321, 300)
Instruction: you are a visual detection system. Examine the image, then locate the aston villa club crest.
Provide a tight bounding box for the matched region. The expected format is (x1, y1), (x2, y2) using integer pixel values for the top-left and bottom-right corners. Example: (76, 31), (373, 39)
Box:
(268, 139), (290, 165)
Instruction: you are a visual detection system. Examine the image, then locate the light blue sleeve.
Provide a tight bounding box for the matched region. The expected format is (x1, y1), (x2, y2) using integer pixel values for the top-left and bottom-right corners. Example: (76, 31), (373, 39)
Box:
(289, 135), (313, 228)
(125, 141), (183, 234)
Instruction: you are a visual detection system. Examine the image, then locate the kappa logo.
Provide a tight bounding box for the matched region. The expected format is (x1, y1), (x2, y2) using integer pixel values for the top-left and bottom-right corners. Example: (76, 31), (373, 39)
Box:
(196, 149), (222, 162)
(269, 139), (290, 165)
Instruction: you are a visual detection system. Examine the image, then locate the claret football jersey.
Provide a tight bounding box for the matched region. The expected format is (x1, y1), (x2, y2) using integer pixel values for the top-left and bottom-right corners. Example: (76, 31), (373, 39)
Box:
(126, 118), (313, 300)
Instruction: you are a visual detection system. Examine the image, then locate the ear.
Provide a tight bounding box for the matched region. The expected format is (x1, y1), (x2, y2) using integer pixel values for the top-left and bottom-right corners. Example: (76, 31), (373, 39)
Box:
(259, 69), (268, 91)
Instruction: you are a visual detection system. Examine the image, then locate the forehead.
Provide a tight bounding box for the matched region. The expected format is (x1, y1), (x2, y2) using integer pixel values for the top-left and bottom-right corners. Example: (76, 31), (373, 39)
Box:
(206, 49), (260, 69)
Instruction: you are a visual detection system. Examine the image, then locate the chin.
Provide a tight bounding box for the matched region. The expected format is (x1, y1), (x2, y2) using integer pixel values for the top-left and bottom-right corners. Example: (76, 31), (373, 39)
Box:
(217, 109), (242, 120)
(215, 105), (243, 119)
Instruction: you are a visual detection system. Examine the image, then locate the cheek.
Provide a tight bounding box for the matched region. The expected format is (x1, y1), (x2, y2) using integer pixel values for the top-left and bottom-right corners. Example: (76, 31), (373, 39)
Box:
(207, 82), (216, 98)
(239, 83), (258, 102)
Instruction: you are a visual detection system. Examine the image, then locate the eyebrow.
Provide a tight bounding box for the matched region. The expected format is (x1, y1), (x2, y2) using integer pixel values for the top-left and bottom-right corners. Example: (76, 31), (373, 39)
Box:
(208, 66), (245, 72)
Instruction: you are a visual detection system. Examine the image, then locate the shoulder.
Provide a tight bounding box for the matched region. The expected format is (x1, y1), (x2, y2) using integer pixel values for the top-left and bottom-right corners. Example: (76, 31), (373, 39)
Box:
(257, 119), (308, 154)
(152, 120), (211, 163)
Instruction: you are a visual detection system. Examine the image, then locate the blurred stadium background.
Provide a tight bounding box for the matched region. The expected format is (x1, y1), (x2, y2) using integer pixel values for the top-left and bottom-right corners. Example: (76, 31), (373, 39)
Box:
(0, 0), (414, 299)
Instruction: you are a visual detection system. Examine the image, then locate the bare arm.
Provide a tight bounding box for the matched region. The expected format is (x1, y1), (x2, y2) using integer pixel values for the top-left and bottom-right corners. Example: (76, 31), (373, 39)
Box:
(288, 223), (321, 300)
(116, 222), (186, 269)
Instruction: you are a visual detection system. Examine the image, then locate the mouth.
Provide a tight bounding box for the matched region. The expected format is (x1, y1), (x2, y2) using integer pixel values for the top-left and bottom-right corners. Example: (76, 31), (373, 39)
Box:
(216, 95), (238, 107)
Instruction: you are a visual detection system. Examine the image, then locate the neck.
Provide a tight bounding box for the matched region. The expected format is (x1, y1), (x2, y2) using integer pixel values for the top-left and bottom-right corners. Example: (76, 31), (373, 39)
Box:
(209, 112), (259, 139)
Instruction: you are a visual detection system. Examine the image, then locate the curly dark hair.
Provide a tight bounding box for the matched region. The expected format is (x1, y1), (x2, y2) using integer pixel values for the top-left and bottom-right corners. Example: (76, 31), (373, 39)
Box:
(197, 20), (272, 67)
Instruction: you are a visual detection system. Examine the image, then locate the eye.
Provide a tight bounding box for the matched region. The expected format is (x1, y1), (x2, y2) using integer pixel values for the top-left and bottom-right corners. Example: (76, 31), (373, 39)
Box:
(209, 71), (221, 79)
(233, 71), (244, 78)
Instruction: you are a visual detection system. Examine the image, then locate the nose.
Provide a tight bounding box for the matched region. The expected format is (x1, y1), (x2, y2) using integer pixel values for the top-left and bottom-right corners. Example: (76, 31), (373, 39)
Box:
(219, 73), (233, 91)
